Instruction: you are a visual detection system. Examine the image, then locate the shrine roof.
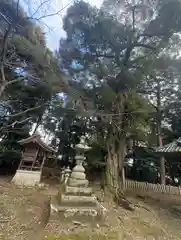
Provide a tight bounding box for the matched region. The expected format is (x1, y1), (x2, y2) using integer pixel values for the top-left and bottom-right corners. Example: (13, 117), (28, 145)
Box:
(18, 134), (56, 152)
(155, 137), (181, 153)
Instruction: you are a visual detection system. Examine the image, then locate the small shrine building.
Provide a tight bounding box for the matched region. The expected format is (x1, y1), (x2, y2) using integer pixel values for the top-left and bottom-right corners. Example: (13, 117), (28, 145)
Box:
(12, 134), (56, 187)
(155, 137), (181, 184)
(155, 137), (181, 154)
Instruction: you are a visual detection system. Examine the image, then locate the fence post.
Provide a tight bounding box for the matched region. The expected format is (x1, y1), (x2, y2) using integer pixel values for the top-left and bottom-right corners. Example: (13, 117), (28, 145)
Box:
(169, 184), (171, 193)
(122, 168), (125, 191)
(161, 184), (164, 193)
(178, 186), (181, 195)
(163, 184), (166, 194)
(122, 180), (181, 195)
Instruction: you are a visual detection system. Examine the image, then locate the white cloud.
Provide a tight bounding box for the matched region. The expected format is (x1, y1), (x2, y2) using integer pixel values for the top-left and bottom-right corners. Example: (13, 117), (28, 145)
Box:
(21, 0), (103, 50)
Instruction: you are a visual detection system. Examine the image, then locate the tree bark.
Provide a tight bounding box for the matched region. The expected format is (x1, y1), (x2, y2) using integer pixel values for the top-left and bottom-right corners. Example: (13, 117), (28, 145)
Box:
(156, 78), (166, 185)
(106, 143), (119, 189)
(106, 147), (113, 187)
(0, 84), (5, 98)
(106, 93), (127, 190)
(106, 135), (126, 190)
(118, 136), (126, 188)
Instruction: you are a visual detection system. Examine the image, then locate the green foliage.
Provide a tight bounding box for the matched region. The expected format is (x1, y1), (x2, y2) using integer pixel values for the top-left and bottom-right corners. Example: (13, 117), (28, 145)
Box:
(23, 24), (46, 46)
(0, 0), (65, 95)
(0, 150), (21, 169)
(57, 0), (181, 133)
(11, 35), (48, 67)
(54, 0), (181, 185)
(0, 120), (29, 171)
(85, 142), (106, 168)
(0, 0), (64, 168)
(43, 101), (88, 168)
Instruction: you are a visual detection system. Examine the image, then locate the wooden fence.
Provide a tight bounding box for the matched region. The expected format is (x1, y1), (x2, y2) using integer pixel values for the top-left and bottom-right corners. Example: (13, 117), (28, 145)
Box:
(124, 180), (181, 195)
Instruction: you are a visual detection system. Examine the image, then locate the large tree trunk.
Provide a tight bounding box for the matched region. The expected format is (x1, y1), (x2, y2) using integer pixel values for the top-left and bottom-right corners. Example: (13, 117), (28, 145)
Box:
(106, 143), (119, 189)
(0, 84), (5, 98)
(106, 146), (113, 187)
(118, 137), (126, 189)
(106, 136), (126, 190)
(106, 93), (127, 190)
(158, 124), (166, 184)
(156, 78), (166, 185)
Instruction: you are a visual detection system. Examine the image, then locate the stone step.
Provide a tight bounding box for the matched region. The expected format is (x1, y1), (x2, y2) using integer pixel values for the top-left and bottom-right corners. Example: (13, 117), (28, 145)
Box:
(64, 186), (92, 196)
(60, 201), (97, 207)
(61, 194), (97, 202)
(50, 196), (107, 223)
(60, 195), (97, 207)
(50, 201), (103, 222)
(51, 204), (101, 213)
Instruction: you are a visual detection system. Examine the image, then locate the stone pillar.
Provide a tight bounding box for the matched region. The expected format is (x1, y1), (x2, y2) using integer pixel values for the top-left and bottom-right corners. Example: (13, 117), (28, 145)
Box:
(60, 168), (65, 183)
(64, 167), (71, 184)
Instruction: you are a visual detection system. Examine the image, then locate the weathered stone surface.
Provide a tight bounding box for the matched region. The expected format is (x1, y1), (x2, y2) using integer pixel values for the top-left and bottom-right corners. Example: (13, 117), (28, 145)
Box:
(60, 194), (97, 207)
(50, 139), (107, 223)
(68, 178), (89, 187)
(50, 197), (105, 223)
(68, 163), (89, 187)
(64, 186), (92, 196)
(12, 170), (41, 187)
(64, 208), (98, 218)
(70, 172), (86, 180)
(61, 195), (96, 203)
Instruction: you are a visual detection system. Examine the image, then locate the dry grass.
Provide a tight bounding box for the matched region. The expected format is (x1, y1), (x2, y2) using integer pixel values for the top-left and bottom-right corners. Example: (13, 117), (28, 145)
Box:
(1, 177), (181, 239)
(43, 232), (121, 240)
(0, 178), (50, 240)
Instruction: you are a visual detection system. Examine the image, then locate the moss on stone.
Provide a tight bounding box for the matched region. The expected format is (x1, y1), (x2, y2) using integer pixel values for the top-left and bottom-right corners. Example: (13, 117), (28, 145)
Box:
(57, 189), (62, 201)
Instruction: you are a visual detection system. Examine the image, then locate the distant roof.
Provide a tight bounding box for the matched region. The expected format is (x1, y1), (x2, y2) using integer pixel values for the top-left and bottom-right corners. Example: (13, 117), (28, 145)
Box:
(18, 134), (56, 153)
(155, 138), (181, 153)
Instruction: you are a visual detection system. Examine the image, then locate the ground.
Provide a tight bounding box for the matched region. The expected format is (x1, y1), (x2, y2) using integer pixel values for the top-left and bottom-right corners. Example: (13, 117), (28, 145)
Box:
(1, 177), (181, 239)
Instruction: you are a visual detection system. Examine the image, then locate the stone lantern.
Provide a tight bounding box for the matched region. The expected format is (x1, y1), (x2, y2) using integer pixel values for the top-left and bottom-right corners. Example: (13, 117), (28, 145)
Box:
(68, 136), (91, 187)
(50, 136), (107, 223)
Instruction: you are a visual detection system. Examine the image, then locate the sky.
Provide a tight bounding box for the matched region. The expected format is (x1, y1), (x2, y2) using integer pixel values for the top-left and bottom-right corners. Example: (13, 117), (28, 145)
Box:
(21, 0), (104, 50)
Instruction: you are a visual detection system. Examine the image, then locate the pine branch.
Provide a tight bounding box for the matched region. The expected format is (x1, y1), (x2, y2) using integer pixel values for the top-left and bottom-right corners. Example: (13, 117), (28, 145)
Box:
(134, 43), (155, 51)
(5, 76), (26, 86)
(0, 117), (32, 132)
(8, 104), (45, 118)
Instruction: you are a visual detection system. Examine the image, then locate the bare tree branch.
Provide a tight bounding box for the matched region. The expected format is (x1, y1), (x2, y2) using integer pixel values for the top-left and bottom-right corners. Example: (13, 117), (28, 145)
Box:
(0, 12), (11, 25)
(0, 0), (70, 98)
(8, 104), (45, 118)
(0, 24), (12, 72)
(31, 0), (50, 18)
(34, 0), (74, 20)
(17, 0), (20, 18)
(134, 43), (155, 51)
(5, 76), (26, 86)
(0, 117), (32, 132)
(132, 6), (136, 32)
